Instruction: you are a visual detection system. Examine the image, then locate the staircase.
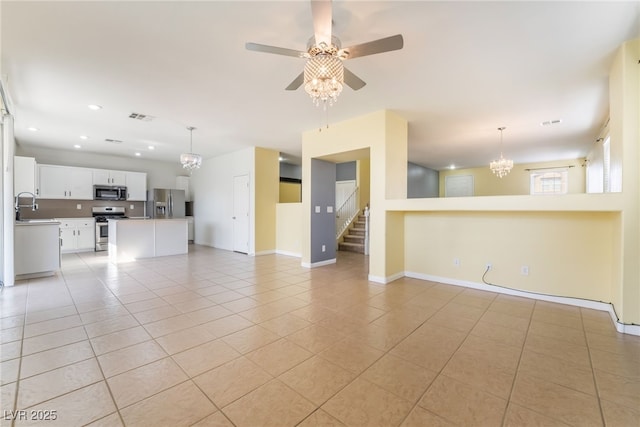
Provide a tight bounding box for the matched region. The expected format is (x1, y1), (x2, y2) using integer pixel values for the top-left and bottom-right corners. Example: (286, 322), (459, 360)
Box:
(338, 213), (367, 253)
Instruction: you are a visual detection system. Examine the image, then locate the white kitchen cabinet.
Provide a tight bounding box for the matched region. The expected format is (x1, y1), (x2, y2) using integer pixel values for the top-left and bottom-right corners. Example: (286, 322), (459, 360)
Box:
(125, 172), (147, 201)
(93, 169), (126, 186)
(58, 218), (95, 252)
(14, 156), (38, 196)
(176, 176), (191, 201)
(39, 165), (93, 200)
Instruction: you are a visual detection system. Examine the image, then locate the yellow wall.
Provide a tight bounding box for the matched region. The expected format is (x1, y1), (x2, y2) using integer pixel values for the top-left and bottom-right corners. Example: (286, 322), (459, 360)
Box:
(254, 147), (279, 254)
(279, 182), (301, 203)
(357, 158), (370, 210)
(439, 158), (586, 197)
(276, 203), (302, 257)
(404, 211), (616, 302)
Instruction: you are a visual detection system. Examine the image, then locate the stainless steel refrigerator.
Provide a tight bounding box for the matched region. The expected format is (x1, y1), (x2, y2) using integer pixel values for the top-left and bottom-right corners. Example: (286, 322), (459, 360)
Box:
(147, 189), (186, 218)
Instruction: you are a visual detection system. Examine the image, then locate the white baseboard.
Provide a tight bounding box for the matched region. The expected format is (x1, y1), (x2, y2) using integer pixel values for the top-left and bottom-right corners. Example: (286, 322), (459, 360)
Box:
(368, 271), (405, 284)
(252, 250), (275, 257)
(301, 258), (336, 268)
(405, 271), (639, 336)
(275, 250), (302, 258)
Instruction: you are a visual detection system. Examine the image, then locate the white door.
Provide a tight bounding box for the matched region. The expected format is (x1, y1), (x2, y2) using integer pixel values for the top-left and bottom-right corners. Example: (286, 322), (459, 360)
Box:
(233, 175), (250, 254)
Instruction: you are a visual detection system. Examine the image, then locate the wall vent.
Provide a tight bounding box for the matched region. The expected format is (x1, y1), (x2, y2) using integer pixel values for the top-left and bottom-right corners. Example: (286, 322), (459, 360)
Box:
(105, 138), (123, 144)
(129, 112), (155, 122)
(541, 119), (562, 126)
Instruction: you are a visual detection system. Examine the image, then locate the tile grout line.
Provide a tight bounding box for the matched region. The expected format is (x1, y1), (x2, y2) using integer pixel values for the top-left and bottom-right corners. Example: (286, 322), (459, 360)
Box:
(580, 307), (607, 427)
(499, 297), (536, 427)
(7, 277), (28, 427)
(65, 253), (127, 427)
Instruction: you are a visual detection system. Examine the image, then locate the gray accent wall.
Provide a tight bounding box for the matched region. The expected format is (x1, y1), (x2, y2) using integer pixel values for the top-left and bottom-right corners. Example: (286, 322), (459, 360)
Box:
(310, 159), (336, 263)
(280, 162), (301, 180)
(408, 162), (439, 198)
(336, 161), (356, 181)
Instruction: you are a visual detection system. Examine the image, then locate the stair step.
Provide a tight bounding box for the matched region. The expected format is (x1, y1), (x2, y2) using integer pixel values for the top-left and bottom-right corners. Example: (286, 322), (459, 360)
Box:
(344, 235), (364, 243)
(338, 242), (365, 253)
(350, 229), (365, 236)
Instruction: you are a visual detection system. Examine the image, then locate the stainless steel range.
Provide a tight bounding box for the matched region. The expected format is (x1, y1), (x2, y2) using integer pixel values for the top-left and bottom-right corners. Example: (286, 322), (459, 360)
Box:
(92, 206), (127, 251)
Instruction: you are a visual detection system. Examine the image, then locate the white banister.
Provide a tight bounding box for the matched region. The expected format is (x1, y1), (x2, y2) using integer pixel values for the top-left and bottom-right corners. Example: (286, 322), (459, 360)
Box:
(335, 186), (359, 239)
(364, 205), (370, 255)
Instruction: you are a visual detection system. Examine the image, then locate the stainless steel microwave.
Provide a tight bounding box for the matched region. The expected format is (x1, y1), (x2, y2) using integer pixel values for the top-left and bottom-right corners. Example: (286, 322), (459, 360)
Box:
(94, 185), (127, 201)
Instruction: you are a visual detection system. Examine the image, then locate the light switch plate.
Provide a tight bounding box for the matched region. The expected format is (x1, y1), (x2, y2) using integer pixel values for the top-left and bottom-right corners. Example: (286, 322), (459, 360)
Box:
(327, 206), (333, 213)
(130, 204), (134, 209)
(315, 206), (321, 213)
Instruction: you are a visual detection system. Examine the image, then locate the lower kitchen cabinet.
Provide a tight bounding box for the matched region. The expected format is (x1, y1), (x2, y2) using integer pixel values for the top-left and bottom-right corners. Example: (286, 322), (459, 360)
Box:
(57, 218), (95, 253)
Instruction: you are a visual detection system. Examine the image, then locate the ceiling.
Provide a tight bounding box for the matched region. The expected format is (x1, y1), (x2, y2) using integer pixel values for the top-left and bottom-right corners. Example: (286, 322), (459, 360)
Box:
(2, 1), (638, 170)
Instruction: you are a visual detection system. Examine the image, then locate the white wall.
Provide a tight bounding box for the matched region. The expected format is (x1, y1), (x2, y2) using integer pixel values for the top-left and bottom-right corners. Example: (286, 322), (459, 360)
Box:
(15, 146), (183, 190)
(191, 147), (254, 251)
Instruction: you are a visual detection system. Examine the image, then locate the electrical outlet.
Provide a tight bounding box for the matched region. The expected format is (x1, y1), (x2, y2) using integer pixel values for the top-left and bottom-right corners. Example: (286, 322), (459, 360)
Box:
(322, 245), (326, 252)
(486, 262), (492, 270)
(453, 258), (460, 267)
(521, 265), (529, 276)
(76, 204), (82, 210)
(130, 204), (135, 210)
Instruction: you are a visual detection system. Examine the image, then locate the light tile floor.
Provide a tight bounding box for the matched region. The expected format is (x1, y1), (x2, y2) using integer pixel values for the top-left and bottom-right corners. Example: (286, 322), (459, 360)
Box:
(1, 246), (639, 426)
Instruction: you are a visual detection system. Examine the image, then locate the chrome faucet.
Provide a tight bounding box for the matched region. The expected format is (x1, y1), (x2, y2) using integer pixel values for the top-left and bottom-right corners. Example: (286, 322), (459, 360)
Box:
(15, 191), (37, 221)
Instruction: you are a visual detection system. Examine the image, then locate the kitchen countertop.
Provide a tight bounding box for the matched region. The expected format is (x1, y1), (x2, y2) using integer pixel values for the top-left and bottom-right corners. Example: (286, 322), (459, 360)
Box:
(16, 219), (61, 225)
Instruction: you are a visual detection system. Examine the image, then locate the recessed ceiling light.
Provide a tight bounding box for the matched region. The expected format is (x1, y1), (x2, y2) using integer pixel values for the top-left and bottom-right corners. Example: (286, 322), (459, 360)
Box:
(27, 126), (39, 132)
(79, 135), (89, 140)
(74, 144), (81, 149)
(541, 119), (562, 126)
(148, 146), (155, 150)
(134, 152), (141, 157)
(88, 104), (102, 111)
(449, 164), (456, 170)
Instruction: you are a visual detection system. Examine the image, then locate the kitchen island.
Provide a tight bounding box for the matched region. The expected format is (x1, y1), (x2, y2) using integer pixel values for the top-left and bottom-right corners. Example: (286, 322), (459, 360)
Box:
(15, 220), (61, 279)
(108, 218), (188, 260)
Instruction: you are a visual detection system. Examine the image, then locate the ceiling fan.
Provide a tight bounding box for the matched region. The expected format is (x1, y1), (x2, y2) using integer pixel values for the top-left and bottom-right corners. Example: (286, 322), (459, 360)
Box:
(246, 0), (404, 106)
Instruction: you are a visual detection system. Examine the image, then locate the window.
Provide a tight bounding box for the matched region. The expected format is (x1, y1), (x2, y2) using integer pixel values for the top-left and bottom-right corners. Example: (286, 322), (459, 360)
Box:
(530, 169), (569, 195)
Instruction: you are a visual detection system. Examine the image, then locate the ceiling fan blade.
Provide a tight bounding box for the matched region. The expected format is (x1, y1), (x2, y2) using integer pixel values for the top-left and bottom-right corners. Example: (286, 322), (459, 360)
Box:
(285, 72), (304, 91)
(311, 0), (332, 46)
(343, 67), (366, 91)
(341, 34), (404, 59)
(245, 42), (307, 58)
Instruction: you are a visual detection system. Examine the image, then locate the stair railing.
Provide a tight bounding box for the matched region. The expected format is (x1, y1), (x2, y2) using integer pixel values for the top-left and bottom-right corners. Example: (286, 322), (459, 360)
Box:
(335, 186), (359, 239)
(364, 204), (370, 255)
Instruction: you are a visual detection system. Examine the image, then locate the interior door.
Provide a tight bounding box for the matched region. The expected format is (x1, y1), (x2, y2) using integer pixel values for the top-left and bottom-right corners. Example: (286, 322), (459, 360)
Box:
(233, 175), (250, 254)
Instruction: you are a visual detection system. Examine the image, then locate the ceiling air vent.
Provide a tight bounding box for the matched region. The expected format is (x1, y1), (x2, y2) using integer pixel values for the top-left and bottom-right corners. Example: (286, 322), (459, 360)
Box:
(541, 119), (562, 126)
(105, 138), (123, 144)
(129, 112), (155, 122)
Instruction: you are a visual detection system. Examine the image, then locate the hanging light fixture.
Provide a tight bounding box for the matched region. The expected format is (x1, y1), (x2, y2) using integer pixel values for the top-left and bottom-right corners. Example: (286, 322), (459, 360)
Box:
(303, 42), (344, 108)
(490, 126), (513, 178)
(180, 126), (202, 171)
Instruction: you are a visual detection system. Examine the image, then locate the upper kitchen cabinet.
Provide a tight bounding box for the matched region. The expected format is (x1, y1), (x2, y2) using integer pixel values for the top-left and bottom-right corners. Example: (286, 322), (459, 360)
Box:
(125, 172), (147, 201)
(176, 176), (191, 201)
(14, 156), (38, 196)
(93, 169), (126, 186)
(38, 165), (93, 200)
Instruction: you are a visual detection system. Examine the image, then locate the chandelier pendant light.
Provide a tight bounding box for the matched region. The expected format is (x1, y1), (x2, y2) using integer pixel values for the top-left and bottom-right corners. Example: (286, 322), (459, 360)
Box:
(303, 42), (344, 108)
(180, 126), (202, 171)
(490, 126), (513, 178)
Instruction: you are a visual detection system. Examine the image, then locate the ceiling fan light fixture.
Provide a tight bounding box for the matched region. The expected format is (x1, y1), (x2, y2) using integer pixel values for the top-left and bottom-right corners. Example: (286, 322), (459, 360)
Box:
(180, 126), (202, 171)
(303, 54), (344, 107)
(490, 126), (513, 178)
